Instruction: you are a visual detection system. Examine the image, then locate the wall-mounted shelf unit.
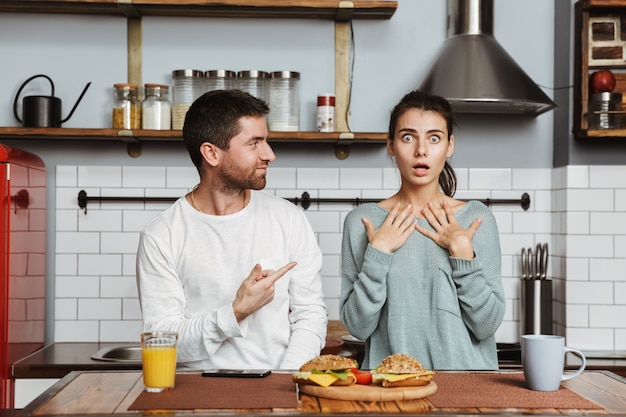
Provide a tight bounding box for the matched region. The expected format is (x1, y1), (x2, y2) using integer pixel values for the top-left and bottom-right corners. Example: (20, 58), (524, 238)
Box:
(574, 0), (626, 140)
(0, 1), (397, 158)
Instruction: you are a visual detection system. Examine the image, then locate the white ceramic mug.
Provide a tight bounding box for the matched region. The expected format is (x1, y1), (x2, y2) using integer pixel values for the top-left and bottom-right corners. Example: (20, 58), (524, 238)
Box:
(521, 334), (586, 391)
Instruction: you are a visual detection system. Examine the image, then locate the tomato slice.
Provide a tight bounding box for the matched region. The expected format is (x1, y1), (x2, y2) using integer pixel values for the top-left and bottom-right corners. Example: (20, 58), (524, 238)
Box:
(352, 369), (372, 385)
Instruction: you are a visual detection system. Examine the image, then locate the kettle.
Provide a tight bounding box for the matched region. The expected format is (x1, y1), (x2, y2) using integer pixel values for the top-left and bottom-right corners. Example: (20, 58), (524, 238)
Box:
(13, 74), (91, 128)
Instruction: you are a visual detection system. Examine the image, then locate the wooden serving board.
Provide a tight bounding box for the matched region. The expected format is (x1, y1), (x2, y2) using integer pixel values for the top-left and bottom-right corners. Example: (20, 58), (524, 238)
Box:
(298, 381), (437, 402)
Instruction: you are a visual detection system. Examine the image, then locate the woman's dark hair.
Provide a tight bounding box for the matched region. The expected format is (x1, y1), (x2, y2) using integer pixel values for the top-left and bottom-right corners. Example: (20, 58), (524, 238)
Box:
(182, 89), (269, 172)
(388, 90), (457, 197)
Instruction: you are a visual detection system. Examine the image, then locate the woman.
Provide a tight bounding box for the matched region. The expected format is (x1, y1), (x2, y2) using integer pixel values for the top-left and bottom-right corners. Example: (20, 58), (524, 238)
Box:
(340, 90), (505, 370)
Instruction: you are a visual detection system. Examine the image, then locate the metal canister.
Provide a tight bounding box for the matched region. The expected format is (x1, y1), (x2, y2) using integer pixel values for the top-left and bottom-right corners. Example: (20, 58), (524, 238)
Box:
(589, 92), (622, 129)
(171, 69), (203, 130)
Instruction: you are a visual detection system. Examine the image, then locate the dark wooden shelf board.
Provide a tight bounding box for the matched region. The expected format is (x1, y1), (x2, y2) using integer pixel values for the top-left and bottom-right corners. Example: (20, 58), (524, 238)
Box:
(0, 0), (397, 20)
(0, 127), (388, 144)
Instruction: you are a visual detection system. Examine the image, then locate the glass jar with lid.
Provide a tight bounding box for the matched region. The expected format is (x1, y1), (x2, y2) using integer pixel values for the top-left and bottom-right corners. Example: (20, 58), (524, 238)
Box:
(268, 71), (300, 131)
(171, 69), (203, 130)
(204, 70), (236, 93)
(237, 70), (270, 104)
(112, 83), (141, 130)
(142, 84), (172, 130)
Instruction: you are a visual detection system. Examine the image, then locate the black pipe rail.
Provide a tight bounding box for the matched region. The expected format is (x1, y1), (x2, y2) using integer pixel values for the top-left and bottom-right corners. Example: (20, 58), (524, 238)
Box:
(78, 190), (530, 213)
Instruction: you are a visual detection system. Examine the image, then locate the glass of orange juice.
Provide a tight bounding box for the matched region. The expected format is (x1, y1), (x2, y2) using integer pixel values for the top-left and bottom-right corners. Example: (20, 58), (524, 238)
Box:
(141, 331), (178, 392)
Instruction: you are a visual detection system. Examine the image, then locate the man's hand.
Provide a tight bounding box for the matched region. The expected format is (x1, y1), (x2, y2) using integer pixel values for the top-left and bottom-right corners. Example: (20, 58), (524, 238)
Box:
(232, 261), (297, 322)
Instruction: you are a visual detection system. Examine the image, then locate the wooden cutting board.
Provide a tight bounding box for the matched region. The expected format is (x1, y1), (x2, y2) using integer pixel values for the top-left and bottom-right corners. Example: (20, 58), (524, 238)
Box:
(298, 381), (437, 401)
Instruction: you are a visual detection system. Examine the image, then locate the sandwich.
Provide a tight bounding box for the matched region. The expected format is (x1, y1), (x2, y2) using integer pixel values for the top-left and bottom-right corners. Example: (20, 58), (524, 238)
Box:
(292, 354), (358, 387)
(372, 353), (434, 387)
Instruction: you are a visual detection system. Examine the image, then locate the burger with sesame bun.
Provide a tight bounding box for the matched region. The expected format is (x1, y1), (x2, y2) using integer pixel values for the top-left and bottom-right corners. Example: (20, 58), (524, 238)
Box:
(292, 354), (358, 387)
(372, 353), (435, 387)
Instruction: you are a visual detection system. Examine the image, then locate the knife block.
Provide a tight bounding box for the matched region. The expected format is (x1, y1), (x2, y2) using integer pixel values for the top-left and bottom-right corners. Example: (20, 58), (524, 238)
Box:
(520, 279), (553, 337)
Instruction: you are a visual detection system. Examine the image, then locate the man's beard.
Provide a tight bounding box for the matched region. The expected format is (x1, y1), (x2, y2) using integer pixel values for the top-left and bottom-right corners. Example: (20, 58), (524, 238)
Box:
(217, 160), (267, 193)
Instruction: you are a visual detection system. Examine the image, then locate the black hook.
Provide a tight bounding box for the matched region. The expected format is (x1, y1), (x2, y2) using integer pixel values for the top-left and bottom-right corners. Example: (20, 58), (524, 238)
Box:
(78, 189), (88, 214)
(301, 192), (311, 210)
(11, 189), (29, 214)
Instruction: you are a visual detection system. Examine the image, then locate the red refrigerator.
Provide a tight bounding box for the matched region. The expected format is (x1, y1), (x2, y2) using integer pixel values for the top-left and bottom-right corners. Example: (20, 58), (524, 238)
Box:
(0, 144), (46, 409)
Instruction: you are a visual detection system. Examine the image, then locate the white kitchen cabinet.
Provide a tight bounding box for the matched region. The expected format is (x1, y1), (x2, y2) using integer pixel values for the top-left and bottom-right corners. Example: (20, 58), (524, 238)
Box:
(14, 379), (59, 409)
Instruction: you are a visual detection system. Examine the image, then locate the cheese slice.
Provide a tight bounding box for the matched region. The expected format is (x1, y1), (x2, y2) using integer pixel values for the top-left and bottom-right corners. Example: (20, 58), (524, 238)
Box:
(307, 373), (339, 387)
(374, 370), (435, 383)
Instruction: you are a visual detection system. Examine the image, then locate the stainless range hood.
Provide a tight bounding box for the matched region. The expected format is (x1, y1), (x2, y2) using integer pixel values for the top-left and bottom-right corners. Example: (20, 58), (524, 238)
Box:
(418, 0), (556, 116)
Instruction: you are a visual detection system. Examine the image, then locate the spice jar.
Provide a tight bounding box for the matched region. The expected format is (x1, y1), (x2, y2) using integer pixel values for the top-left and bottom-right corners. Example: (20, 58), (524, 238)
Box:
(237, 70), (270, 104)
(268, 71), (300, 131)
(142, 84), (172, 130)
(204, 70), (236, 93)
(316, 94), (335, 132)
(112, 83), (141, 130)
(171, 69), (203, 130)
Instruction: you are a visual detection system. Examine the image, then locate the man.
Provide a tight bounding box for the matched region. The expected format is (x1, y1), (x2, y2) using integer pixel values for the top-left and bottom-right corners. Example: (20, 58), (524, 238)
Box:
(136, 89), (328, 370)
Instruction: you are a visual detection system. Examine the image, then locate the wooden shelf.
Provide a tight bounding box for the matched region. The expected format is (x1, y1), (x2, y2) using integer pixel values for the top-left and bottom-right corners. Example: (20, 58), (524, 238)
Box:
(0, 127), (387, 144)
(573, 128), (626, 139)
(1, 0), (396, 157)
(0, 0), (398, 21)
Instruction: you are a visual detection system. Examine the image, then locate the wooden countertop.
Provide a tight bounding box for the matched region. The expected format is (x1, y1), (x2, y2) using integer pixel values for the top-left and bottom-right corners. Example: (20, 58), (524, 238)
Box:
(18, 370), (626, 416)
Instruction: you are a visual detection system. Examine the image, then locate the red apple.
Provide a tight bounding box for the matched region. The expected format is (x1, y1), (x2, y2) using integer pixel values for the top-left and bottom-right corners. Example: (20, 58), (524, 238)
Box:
(590, 70), (616, 93)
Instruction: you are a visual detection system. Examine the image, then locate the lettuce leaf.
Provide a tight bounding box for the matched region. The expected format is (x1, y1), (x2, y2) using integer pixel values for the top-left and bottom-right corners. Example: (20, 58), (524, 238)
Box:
(311, 368), (351, 381)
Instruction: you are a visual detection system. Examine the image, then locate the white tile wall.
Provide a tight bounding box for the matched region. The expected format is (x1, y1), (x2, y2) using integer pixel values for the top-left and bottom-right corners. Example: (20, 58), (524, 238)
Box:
(553, 165), (626, 351)
(54, 165), (626, 351)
